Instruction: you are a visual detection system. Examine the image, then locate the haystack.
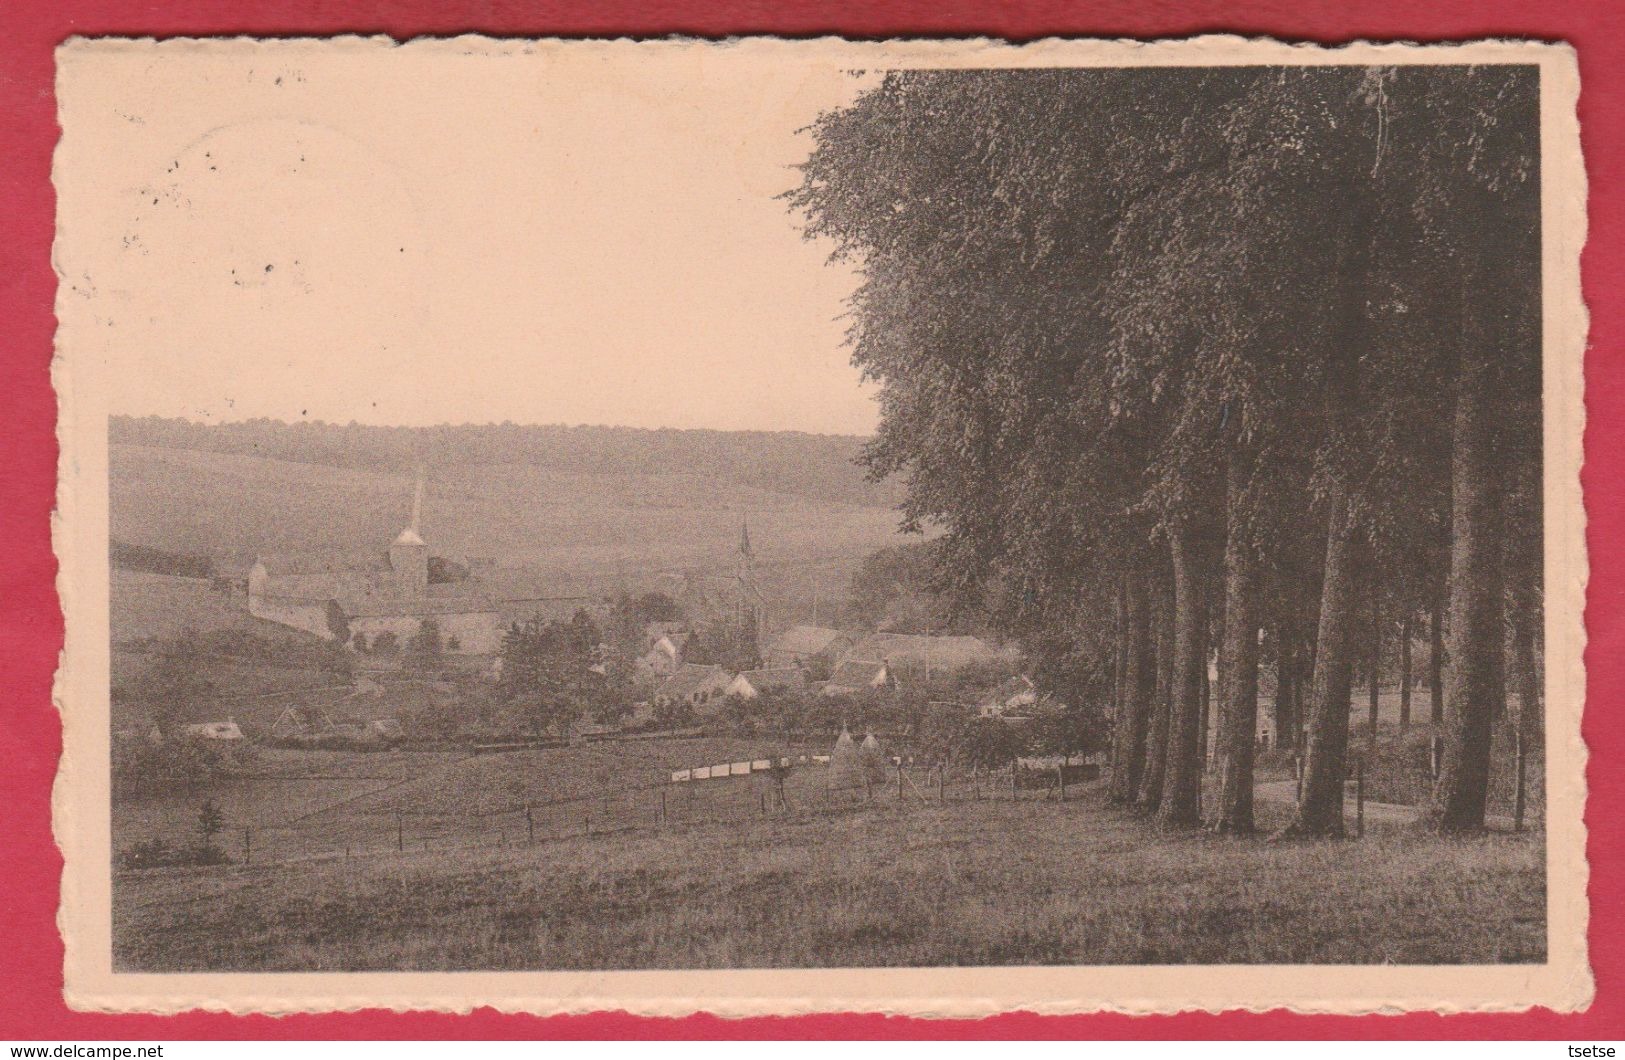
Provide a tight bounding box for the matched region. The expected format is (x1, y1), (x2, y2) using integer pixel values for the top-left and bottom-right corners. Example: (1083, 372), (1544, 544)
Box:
(860, 731), (891, 785)
(829, 725), (863, 792)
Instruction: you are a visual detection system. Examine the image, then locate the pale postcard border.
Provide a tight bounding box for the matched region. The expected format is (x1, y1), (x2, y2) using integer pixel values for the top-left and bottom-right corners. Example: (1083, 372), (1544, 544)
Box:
(51, 33), (1591, 1017)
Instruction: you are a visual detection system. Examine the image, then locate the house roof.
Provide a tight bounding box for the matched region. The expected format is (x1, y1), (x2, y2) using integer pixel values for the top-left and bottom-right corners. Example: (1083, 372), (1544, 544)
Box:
(337, 590), (497, 618)
(656, 663), (728, 699)
(652, 632), (691, 654)
(254, 552), (390, 577)
(842, 633), (1007, 672)
(731, 668), (806, 693)
(826, 659), (888, 689)
(993, 675), (1036, 701)
(766, 625), (848, 659)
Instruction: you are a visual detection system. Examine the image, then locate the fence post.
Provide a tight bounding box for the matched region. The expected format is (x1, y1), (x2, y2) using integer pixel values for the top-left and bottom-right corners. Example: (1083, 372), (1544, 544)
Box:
(396, 811), (403, 852)
(660, 789), (667, 827)
(1058, 764), (1066, 803)
(1294, 754), (1303, 803)
(760, 789), (767, 815)
(243, 826), (251, 865)
(1514, 731), (1527, 833)
(1431, 735), (1444, 781)
(1355, 759), (1365, 838)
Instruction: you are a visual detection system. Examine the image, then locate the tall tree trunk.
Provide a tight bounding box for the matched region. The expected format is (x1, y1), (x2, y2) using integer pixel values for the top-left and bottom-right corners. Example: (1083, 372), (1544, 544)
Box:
(1427, 349), (1506, 833)
(1157, 526), (1207, 830)
(1278, 481), (1364, 838)
(1399, 608), (1413, 730)
(1367, 577), (1381, 744)
(1210, 456), (1260, 834)
(1199, 640), (1212, 769)
(1274, 624), (1296, 752)
(1137, 571), (1176, 810)
(1110, 571), (1154, 803)
(1508, 582), (1541, 744)
(1429, 592), (1445, 725)
(1506, 510), (1543, 745)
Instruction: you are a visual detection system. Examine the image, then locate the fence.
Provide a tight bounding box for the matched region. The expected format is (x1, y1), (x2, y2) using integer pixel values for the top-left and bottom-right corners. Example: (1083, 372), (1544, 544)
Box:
(120, 747), (1106, 873)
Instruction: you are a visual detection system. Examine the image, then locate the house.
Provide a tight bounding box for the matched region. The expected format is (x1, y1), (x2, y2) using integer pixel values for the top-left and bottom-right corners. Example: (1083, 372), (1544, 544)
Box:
(179, 720), (246, 742)
(643, 621), (688, 649)
(821, 658), (891, 696)
(839, 633), (1010, 678)
(725, 667), (806, 700)
(979, 675), (1038, 718)
(763, 625), (854, 671)
(652, 664), (733, 713)
(640, 632), (691, 678)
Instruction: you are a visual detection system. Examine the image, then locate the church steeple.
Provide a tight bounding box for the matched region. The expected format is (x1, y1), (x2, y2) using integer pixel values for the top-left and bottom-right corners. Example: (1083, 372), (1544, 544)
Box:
(389, 467), (428, 594)
(736, 515), (763, 641)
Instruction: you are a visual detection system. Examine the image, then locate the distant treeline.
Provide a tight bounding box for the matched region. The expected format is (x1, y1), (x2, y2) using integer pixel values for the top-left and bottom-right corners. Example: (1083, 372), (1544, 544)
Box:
(111, 538), (216, 579)
(111, 416), (900, 508)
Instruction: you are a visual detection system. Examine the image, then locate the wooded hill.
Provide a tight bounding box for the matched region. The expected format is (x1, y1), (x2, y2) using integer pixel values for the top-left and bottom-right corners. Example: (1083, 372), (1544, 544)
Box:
(110, 416), (902, 510)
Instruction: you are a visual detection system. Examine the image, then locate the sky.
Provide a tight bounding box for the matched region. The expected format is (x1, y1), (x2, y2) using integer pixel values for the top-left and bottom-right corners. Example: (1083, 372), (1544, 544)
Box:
(58, 39), (879, 435)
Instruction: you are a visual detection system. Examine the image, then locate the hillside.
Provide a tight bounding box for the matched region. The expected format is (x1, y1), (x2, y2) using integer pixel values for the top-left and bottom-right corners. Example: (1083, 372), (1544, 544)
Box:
(113, 791), (1545, 970)
(110, 416), (903, 509)
(111, 424), (921, 628)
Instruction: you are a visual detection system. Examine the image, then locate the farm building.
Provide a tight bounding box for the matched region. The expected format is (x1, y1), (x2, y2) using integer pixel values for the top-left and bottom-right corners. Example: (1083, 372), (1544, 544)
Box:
(821, 658), (891, 696)
(979, 675), (1038, 718)
(762, 625), (854, 671)
(839, 633), (1011, 677)
(247, 477), (502, 655)
(725, 667), (806, 699)
(179, 719), (245, 741)
(652, 663), (732, 712)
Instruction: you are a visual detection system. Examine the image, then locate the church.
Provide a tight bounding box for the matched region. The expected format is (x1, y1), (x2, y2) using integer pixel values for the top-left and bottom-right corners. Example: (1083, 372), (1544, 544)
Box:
(246, 476), (503, 656)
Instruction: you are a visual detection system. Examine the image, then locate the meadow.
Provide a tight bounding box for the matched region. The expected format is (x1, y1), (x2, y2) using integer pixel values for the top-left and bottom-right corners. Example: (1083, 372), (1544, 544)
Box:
(113, 788), (1545, 971)
(110, 441), (912, 621)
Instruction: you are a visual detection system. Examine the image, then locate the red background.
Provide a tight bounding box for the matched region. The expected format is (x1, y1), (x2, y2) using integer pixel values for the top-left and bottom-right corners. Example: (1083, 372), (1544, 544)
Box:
(2, 0), (1620, 1040)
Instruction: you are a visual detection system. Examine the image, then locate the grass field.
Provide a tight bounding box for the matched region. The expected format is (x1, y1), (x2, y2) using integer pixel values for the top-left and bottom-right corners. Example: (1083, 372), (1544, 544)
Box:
(113, 789), (1545, 971)
(110, 442), (912, 620)
(112, 736), (820, 866)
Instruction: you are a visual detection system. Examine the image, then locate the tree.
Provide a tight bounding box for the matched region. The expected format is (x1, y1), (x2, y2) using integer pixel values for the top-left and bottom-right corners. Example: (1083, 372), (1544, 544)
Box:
(790, 65), (1541, 840)
(404, 619), (445, 674)
(1028, 700), (1105, 766)
(196, 798), (225, 850)
(683, 618), (760, 673)
(129, 631), (216, 739)
(499, 610), (609, 737)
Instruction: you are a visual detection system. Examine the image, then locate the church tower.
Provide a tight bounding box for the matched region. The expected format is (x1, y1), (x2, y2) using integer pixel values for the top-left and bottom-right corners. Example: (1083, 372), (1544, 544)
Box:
(389, 468), (429, 595)
(736, 516), (763, 641)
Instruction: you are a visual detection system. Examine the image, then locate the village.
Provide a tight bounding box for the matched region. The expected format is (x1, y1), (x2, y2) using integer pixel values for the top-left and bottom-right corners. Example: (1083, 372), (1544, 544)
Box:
(109, 463), (1119, 882)
(127, 472), (1050, 749)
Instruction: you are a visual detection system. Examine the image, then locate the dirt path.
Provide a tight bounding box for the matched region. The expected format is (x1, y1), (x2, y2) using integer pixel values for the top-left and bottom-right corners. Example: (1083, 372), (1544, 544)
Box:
(1253, 779), (1520, 831)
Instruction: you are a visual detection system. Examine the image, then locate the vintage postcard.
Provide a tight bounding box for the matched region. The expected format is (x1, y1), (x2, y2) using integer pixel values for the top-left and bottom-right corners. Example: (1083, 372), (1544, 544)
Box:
(52, 35), (1589, 1016)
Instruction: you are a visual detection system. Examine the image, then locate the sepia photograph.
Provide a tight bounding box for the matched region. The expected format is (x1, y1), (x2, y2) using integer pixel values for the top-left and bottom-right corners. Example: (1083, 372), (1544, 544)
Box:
(49, 36), (1587, 1015)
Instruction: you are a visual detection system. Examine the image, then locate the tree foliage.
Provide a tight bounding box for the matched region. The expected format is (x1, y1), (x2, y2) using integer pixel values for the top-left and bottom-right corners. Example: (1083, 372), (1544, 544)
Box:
(791, 66), (1541, 836)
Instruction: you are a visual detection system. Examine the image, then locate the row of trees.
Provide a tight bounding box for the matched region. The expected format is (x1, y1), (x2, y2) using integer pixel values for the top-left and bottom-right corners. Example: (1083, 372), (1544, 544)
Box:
(791, 66), (1542, 835)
